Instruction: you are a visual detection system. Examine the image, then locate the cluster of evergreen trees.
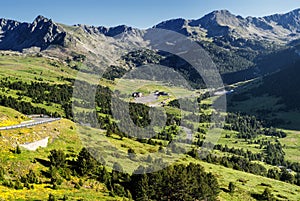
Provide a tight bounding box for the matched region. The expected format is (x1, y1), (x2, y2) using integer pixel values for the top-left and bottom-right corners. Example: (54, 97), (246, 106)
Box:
(0, 80), (72, 104)
(130, 163), (220, 201)
(214, 142), (299, 171)
(225, 113), (287, 139)
(0, 95), (53, 116)
(0, 80), (72, 117)
(0, 148), (219, 200)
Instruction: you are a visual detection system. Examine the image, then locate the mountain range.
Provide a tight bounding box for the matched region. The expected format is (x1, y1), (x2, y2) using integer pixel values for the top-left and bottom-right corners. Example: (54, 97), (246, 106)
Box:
(1, 9), (300, 83)
(2, 9), (300, 50)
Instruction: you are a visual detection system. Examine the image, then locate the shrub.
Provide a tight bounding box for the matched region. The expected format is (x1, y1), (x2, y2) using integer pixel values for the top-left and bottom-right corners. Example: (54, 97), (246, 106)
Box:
(79, 179), (83, 187)
(14, 179), (23, 190)
(48, 194), (56, 201)
(113, 183), (126, 197)
(74, 182), (81, 189)
(2, 179), (13, 188)
(261, 188), (275, 201)
(228, 182), (235, 193)
(0, 166), (5, 181)
(62, 195), (69, 200)
(15, 145), (21, 154)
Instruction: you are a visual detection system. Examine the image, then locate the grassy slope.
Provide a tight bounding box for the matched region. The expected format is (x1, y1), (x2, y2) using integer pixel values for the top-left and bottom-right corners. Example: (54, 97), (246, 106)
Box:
(0, 118), (299, 200)
(0, 54), (104, 117)
(0, 106), (29, 127)
(0, 54), (74, 84)
(0, 54), (101, 84)
(279, 129), (300, 163)
(0, 119), (128, 201)
(182, 158), (300, 201)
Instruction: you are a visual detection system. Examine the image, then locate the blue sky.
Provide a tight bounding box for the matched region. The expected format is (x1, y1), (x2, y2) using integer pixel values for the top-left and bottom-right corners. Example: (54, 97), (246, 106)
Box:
(1, 0), (300, 28)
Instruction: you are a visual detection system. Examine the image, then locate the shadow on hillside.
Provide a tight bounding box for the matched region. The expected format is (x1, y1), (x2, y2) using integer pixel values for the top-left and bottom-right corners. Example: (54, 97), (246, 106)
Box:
(251, 193), (264, 200)
(35, 158), (51, 167)
(227, 97), (300, 131)
(9, 149), (16, 154)
(40, 170), (51, 179)
(220, 187), (230, 193)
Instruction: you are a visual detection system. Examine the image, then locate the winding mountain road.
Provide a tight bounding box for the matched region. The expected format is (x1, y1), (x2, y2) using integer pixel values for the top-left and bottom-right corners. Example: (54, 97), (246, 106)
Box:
(0, 118), (61, 131)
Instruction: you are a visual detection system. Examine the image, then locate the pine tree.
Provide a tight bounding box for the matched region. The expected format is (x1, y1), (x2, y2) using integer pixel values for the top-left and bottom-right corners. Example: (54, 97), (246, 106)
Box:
(76, 148), (97, 176)
(106, 127), (112, 137)
(48, 150), (66, 168)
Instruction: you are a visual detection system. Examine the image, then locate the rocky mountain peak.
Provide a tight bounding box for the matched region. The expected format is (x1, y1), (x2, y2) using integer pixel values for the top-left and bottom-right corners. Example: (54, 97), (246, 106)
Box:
(34, 15), (50, 23)
(197, 9), (244, 27)
(103, 25), (134, 37)
(0, 15), (66, 51)
(153, 18), (189, 35)
(210, 9), (235, 18)
(0, 18), (20, 31)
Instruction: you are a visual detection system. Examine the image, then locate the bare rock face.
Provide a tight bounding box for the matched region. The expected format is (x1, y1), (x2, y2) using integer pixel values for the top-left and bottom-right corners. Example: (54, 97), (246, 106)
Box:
(0, 15), (66, 51)
(76, 24), (139, 37)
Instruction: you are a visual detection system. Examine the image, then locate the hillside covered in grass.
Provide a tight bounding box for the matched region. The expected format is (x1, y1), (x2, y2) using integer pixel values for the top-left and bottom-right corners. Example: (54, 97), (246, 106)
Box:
(0, 106), (29, 127)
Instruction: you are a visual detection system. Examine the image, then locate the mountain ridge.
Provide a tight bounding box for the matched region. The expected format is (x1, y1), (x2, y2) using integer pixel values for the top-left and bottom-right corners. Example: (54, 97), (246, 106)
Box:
(0, 15), (66, 51)
(156, 8), (300, 45)
(1, 9), (300, 82)
(1, 8), (300, 53)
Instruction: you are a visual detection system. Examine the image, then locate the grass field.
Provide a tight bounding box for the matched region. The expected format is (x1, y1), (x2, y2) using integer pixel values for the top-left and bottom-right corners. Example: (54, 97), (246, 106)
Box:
(216, 129), (263, 154)
(181, 157), (300, 201)
(279, 129), (300, 163)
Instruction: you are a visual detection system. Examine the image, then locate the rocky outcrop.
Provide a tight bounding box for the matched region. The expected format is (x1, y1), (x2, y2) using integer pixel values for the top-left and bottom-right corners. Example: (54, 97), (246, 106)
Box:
(0, 15), (66, 51)
(76, 24), (138, 37)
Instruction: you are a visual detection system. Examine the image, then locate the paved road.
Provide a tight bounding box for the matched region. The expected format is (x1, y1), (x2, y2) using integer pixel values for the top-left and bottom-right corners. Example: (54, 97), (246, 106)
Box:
(0, 118), (61, 130)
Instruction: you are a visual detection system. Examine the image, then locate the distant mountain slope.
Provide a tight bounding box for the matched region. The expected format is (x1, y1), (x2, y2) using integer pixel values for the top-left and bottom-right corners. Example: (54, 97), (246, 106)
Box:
(251, 59), (300, 110)
(263, 8), (300, 32)
(155, 9), (300, 48)
(222, 45), (300, 84)
(77, 24), (138, 37)
(1, 9), (300, 83)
